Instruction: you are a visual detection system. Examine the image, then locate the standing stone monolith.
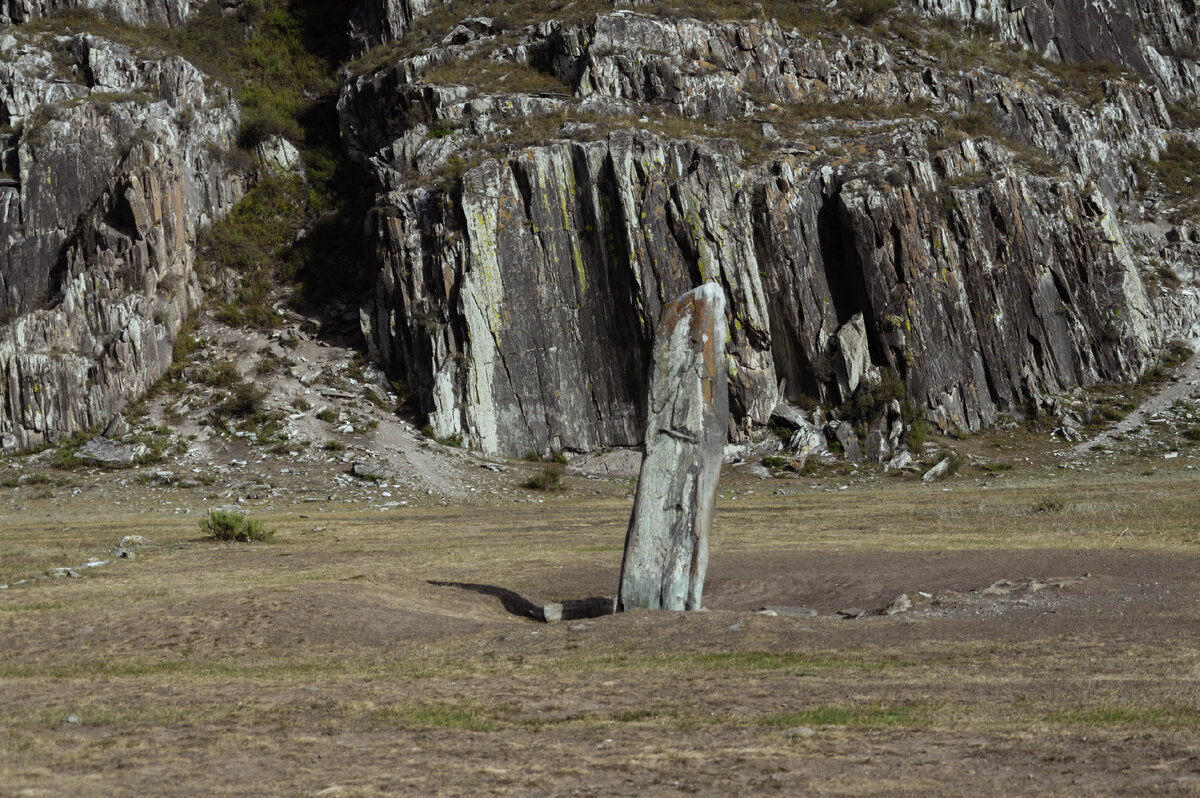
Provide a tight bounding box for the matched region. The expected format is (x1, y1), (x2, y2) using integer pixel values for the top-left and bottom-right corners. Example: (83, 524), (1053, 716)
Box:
(617, 284), (729, 612)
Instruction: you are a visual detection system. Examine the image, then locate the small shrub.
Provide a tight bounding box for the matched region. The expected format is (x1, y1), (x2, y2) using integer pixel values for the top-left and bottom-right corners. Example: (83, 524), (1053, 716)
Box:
(906, 421), (928, 449)
(389, 379), (415, 410)
(1164, 339), (1193, 368)
(200, 510), (274, 542)
(202, 360), (241, 389)
(323, 439), (346, 452)
(844, 371), (907, 429)
(524, 463), (566, 492)
(844, 0), (895, 25)
(217, 382), (266, 418)
(316, 408), (336, 422)
(761, 456), (789, 470)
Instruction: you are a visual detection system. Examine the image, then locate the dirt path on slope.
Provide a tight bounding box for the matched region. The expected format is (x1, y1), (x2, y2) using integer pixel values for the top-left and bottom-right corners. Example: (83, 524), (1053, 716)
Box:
(1069, 349), (1200, 457)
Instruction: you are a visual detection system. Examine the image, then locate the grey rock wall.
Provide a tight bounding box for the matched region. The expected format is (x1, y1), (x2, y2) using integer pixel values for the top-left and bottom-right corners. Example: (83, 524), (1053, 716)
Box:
(0, 31), (242, 449)
(349, 0), (450, 53)
(341, 8), (1178, 456)
(0, 0), (193, 26)
(913, 0), (1200, 100)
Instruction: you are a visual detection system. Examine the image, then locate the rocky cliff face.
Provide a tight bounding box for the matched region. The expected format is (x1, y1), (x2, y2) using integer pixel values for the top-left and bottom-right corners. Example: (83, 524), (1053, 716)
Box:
(0, 0), (193, 26)
(4, 0), (1196, 459)
(348, 0), (447, 54)
(341, 3), (1192, 457)
(0, 28), (242, 449)
(914, 0), (1200, 101)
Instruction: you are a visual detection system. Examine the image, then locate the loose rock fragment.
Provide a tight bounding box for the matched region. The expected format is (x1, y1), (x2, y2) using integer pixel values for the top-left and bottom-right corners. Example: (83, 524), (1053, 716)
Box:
(884, 594), (912, 615)
(922, 457), (953, 483)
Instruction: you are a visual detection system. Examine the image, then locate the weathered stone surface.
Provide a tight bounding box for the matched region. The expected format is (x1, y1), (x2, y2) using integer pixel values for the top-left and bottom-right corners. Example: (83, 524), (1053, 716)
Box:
(73, 436), (145, 465)
(885, 593), (913, 615)
(618, 284), (728, 612)
(0, 33), (243, 450)
(254, 134), (303, 176)
(914, 0), (1200, 100)
(0, 0), (194, 26)
(350, 460), (394, 481)
(341, 7), (1181, 457)
(922, 456), (954, 483)
(541, 596), (615, 623)
(833, 313), (875, 404)
(832, 422), (863, 464)
(865, 429), (889, 466)
(348, 0), (450, 53)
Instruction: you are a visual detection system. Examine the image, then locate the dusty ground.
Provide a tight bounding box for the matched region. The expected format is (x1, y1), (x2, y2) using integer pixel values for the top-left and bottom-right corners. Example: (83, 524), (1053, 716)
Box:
(2, 318), (1200, 796)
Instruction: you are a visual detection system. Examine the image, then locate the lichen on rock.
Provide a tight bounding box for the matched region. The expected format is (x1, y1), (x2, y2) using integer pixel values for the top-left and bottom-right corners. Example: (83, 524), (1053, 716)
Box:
(0, 29), (243, 449)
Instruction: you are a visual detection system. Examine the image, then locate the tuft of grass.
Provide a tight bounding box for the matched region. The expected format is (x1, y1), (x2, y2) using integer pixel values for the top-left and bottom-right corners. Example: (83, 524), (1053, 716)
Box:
(843, 0), (895, 25)
(322, 440), (346, 452)
(200, 511), (274, 542)
(761, 456), (789, 471)
(524, 463), (566, 492)
(201, 361), (241, 389)
(215, 383), (267, 419)
(1032, 498), (1065, 514)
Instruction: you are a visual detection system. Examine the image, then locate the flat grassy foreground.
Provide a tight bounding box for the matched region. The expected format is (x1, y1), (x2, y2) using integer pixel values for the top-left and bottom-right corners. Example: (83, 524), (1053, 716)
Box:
(2, 464), (1200, 795)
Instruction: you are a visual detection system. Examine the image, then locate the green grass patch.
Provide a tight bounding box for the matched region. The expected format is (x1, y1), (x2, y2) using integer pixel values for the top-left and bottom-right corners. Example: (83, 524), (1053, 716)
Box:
(200, 511), (274, 542)
(372, 703), (501, 731)
(1051, 703), (1200, 730)
(523, 463), (566, 492)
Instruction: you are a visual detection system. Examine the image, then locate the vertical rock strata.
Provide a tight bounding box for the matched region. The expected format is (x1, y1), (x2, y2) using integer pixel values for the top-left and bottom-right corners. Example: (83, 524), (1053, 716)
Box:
(342, 6), (1182, 456)
(0, 31), (242, 449)
(618, 284), (728, 613)
(912, 0), (1200, 101)
(0, 0), (194, 26)
(348, 0), (450, 53)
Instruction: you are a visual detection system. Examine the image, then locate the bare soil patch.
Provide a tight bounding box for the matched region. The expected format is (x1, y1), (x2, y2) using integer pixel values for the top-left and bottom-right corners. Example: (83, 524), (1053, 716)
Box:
(3, 463), (1200, 795)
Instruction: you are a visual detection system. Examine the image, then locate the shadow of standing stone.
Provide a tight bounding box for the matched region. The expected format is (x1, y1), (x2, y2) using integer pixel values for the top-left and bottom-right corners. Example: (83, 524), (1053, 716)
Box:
(618, 284), (729, 612)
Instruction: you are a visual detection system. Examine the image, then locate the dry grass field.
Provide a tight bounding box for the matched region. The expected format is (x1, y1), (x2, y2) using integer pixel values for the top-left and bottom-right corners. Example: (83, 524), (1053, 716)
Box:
(3, 434), (1200, 796)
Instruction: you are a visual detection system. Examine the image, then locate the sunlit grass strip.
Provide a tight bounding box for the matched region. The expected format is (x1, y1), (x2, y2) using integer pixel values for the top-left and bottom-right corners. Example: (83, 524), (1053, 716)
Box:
(758, 702), (939, 729)
(371, 704), (502, 732)
(591, 650), (921, 674)
(1050, 703), (1200, 730)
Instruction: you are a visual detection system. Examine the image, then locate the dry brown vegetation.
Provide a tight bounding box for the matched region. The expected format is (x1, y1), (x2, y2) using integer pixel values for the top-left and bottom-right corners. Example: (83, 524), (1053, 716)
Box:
(3, 441), (1200, 794)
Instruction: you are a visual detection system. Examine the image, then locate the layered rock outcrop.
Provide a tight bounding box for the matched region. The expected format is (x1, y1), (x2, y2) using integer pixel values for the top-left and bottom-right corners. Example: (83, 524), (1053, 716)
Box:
(0, 30), (242, 449)
(0, 0), (193, 26)
(343, 5), (1188, 457)
(348, 0), (448, 53)
(914, 0), (1200, 100)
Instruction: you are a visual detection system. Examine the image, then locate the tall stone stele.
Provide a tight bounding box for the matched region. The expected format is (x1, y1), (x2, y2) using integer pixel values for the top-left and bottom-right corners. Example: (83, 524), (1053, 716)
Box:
(618, 284), (730, 612)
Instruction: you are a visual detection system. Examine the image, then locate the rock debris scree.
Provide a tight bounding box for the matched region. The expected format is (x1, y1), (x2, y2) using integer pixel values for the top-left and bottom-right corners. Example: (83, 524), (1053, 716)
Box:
(618, 285), (729, 613)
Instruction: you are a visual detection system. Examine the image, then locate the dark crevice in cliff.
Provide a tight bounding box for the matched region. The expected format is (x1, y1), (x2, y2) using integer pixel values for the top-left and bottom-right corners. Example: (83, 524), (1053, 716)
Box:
(889, 224), (906, 286)
(817, 198), (859, 329)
